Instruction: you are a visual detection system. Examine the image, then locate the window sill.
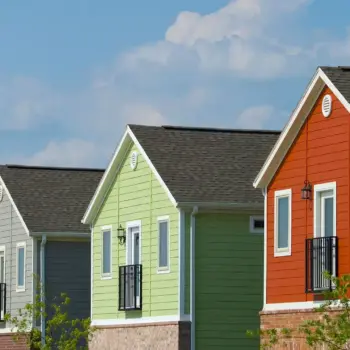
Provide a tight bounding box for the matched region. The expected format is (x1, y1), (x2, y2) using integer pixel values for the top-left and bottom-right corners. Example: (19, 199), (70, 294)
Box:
(157, 268), (170, 274)
(274, 250), (291, 257)
(16, 288), (25, 293)
(101, 275), (112, 280)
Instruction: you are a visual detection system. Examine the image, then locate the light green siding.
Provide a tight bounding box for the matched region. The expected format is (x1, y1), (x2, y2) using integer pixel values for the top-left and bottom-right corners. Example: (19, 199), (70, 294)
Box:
(92, 144), (179, 320)
(195, 213), (263, 349)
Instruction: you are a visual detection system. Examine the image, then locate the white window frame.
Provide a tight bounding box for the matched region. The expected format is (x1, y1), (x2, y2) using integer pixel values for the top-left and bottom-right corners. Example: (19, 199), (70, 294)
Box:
(101, 225), (112, 280)
(250, 216), (264, 234)
(126, 220), (142, 265)
(157, 216), (170, 274)
(274, 189), (292, 257)
(314, 182), (336, 238)
(16, 242), (26, 292)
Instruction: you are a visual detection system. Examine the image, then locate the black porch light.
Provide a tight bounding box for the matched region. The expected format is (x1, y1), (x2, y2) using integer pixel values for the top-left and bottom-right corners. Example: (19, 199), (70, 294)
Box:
(301, 180), (312, 200)
(117, 224), (126, 245)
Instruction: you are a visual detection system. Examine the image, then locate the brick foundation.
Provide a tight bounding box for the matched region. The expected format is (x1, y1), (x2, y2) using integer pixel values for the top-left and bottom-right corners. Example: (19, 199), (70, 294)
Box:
(90, 321), (191, 350)
(0, 333), (28, 350)
(260, 308), (340, 349)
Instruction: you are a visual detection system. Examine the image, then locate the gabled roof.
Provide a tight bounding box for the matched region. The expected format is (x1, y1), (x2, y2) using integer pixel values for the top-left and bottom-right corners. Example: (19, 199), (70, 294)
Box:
(0, 165), (103, 233)
(254, 66), (350, 189)
(83, 125), (279, 223)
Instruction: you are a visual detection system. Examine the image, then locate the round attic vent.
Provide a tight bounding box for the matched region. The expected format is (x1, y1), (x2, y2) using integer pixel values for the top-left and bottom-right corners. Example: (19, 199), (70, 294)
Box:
(322, 94), (332, 117)
(130, 151), (138, 170)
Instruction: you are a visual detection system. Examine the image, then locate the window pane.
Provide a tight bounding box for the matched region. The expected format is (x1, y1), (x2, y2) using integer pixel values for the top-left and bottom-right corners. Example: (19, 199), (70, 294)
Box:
(103, 231), (111, 274)
(278, 197), (289, 249)
(18, 247), (24, 287)
(159, 221), (168, 268)
(324, 197), (334, 237)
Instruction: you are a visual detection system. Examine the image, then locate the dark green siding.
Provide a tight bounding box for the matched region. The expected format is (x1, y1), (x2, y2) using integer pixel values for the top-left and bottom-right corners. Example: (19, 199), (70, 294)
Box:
(195, 213), (263, 349)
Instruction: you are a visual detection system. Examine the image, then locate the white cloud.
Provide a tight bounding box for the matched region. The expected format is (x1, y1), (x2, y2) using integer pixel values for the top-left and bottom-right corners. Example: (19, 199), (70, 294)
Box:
(0, 77), (60, 130)
(123, 0), (315, 78)
(19, 139), (105, 168)
(234, 105), (286, 129)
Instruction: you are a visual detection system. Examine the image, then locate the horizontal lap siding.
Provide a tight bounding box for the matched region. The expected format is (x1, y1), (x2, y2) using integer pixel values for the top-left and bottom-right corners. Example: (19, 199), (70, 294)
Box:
(92, 144), (178, 320)
(195, 213), (263, 349)
(267, 87), (350, 304)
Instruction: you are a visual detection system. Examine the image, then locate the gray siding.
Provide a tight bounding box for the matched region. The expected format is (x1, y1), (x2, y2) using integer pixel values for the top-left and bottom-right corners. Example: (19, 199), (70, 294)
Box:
(0, 189), (33, 328)
(45, 241), (90, 320)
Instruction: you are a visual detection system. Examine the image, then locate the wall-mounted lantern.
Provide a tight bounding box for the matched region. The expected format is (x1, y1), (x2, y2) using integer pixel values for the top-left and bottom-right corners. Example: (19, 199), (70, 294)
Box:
(117, 224), (126, 245)
(301, 180), (312, 200)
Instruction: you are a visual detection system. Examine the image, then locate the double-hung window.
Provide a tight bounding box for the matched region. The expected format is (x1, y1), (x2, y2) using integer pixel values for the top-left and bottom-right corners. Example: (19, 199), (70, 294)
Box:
(101, 227), (112, 278)
(157, 217), (170, 273)
(16, 242), (25, 292)
(274, 189), (292, 256)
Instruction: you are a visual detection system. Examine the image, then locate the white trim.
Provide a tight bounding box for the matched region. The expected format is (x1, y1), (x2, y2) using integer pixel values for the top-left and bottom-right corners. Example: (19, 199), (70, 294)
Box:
(16, 242), (26, 292)
(91, 225), (94, 320)
(249, 215), (264, 234)
(313, 182), (336, 238)
(264, 300), (325, 312)
(82, 127), (178, 225)
(126, 220), (142, 265)
(190, 206), (198, 350)
(101, 225), (112, 279)
(254, 67), (350, 189)
(91, 314), (191, 327)
(82, 130), (129, 224)
(274, 189), (292, 257)
(0, 177), (30, 236)
(178, 209), (185, 318)
(127, 126), (177, 206)
(263, 188), (267, 308)
(157, 215), (170, 273)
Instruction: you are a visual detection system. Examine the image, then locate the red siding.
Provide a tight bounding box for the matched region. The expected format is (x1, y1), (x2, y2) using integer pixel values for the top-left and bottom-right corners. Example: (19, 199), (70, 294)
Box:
(267, 87), (350, 304)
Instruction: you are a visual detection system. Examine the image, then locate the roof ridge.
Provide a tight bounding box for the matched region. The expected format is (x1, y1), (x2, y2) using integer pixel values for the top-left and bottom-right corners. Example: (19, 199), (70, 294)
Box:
(129, 124), (281, 134)
(5, 164), (105, 172)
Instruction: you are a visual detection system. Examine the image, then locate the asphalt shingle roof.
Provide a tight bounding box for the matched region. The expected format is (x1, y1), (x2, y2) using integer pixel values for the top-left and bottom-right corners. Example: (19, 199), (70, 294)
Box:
(0, 165), (104, 233)
(321, 66), (350, 103)
(129, 125), (280, 205)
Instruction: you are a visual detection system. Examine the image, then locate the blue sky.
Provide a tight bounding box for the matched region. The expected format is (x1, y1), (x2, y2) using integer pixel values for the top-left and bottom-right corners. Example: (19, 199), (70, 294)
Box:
(1, 0), (350, 167)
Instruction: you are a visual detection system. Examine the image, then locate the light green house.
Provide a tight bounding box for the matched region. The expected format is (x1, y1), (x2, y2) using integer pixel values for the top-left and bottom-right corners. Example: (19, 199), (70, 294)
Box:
(82, 124), (279, 350)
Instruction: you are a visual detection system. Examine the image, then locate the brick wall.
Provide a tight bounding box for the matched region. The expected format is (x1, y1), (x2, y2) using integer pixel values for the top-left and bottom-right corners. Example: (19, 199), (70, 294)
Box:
(90, 321), (191, 350)
(0, 334), (28, 350)
(260, 309), (340, 350)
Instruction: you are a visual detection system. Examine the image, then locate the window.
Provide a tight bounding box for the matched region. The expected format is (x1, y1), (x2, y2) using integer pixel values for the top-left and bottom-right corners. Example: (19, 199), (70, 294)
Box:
(101, 227), (112, 278)
(16, 242), (25, 291)
(157, 217), (169, 272)
(274, 189), (292, 256)
(250, 216), (264, 233)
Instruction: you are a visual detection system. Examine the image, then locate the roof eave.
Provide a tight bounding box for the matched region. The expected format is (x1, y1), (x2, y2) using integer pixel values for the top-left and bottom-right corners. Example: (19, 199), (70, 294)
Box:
(177, 201), (263, 210)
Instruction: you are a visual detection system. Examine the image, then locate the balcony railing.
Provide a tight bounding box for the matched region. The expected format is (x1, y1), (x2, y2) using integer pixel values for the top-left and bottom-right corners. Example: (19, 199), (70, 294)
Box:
(0, 283), (6, 321)
(119, 264), (142, 311)
(306, 236), (338, 293)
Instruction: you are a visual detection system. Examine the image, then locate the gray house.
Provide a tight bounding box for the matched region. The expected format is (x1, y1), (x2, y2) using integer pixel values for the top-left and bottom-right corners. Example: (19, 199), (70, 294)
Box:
(0, 165), (103, 348)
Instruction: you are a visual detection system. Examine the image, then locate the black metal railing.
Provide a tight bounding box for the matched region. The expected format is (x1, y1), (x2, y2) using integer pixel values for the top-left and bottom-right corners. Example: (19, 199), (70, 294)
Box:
(119, 264), (142, 311)
(306, 236), (338, 293)
(0, 283), (6, 321)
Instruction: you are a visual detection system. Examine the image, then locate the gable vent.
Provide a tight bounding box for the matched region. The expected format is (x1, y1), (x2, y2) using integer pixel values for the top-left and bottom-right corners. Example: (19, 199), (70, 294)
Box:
(130, 151), (138, 170)
(322, 94), (332, 118)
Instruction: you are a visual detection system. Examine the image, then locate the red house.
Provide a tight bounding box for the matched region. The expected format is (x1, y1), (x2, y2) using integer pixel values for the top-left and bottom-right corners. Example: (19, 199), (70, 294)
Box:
(254, 66), (350, 347)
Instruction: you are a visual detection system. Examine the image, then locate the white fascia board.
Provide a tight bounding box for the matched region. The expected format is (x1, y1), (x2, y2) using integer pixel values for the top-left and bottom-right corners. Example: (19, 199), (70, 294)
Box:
(253, 67), (350, 189)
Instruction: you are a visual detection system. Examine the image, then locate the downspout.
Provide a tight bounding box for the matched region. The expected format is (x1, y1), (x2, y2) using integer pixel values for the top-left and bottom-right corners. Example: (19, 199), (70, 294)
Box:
(262, 188), (267, 308)
(190, 206), (198, 350)
(40, 235), (47, 346)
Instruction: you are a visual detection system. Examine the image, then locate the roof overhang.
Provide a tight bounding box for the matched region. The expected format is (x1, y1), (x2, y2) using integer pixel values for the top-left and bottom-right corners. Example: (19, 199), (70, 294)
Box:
(82, 126), (177, 225)
(253, 67), (350, 189)
(32, 232), (90, 239)
(177, 201), (264, 212)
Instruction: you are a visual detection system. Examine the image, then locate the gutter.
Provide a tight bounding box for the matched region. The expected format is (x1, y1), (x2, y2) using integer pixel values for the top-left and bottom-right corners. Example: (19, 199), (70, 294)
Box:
(262, 188), (267, 308)
(40, 235), (47, 346)
(190, 206), (198, 350)
(32, 232), (90, 239)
